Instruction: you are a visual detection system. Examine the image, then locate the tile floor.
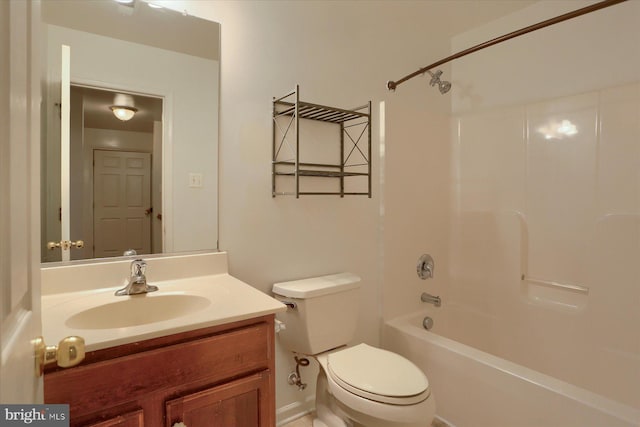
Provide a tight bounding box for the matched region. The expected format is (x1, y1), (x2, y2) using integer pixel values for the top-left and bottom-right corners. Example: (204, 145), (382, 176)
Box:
(282, 414), (313, 427)
(282, 414), (449, 427)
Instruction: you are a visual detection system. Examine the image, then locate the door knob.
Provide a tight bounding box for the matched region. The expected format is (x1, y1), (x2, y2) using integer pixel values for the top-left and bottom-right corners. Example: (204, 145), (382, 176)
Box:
(47, 240), (84, 250)
(34, 336), (85, 376)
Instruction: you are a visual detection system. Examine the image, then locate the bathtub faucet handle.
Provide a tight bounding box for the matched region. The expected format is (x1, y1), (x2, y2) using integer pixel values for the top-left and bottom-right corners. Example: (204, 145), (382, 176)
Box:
(417, 254), (434, 279)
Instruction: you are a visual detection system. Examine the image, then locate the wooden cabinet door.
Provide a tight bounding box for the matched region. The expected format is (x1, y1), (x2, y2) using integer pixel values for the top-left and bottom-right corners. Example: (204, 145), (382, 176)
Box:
(84, 409), (144, 427)
(166, 371), (270, 427)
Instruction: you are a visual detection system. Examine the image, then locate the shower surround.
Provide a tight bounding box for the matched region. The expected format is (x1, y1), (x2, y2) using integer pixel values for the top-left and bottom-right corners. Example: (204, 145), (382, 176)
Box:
(383, 1), (639, 426)
(449, 81), (639, 409)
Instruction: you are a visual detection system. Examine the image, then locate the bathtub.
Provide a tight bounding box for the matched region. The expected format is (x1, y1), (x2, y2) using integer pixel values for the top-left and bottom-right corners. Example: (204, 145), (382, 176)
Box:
(382, 311), (639, 427)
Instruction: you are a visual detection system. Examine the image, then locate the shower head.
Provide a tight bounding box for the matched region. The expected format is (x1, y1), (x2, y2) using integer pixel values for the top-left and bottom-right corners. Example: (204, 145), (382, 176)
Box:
(425, 69), (452, 95)
(438, 80), (452, 94)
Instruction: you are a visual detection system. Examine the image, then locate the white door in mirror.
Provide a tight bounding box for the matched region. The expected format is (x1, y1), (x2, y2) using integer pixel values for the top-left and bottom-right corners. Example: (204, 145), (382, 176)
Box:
(94, 150), (152, 257)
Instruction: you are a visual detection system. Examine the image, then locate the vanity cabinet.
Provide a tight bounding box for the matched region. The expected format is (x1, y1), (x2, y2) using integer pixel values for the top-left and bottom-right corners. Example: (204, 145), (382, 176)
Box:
(44, 315), (276, 427)
(84, 410), (144, 427)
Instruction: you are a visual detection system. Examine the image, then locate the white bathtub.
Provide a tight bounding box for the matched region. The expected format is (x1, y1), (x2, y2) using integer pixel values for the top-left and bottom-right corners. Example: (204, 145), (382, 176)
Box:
(383, 311), (639, 427)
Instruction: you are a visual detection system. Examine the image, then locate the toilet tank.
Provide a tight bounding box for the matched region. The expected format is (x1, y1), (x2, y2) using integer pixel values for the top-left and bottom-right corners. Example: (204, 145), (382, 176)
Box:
(272, 273), (361, 355)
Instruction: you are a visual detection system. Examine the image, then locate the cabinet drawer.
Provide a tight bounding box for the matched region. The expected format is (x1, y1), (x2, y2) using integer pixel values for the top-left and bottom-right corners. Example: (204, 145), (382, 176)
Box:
(45, 323), (270, 420)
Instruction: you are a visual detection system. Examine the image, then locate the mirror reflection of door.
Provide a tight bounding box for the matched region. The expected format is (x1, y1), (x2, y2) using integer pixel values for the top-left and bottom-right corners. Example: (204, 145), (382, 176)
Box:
(69, 85), (163, 260)
(93, 150), (151, 258)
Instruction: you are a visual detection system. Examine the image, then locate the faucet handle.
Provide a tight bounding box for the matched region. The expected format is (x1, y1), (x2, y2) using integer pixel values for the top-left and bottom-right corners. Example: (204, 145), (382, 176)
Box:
(417, 254), (434, 279)
(131, 259), (146, 277)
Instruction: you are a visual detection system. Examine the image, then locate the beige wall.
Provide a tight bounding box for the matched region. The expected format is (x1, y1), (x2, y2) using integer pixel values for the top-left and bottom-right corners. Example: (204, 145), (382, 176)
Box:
(162, 0), (537, 422)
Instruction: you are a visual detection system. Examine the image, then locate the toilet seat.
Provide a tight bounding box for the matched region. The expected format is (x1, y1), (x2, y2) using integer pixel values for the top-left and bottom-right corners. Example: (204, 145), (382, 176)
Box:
(327, 344), (430, 405)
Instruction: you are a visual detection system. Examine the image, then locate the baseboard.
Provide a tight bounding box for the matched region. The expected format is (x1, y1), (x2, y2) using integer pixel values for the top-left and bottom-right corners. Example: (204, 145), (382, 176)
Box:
(434, 414), (456, 427)
(276, 396), (316, 426)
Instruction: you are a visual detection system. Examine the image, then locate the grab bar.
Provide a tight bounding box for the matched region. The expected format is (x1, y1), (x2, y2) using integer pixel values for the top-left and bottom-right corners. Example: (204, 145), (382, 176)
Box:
(522, 275), (589, 295)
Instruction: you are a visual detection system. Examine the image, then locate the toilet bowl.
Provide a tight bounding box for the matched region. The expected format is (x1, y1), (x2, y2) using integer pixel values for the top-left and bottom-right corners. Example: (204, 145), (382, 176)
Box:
(314, 344), (435, 427)
(272, 273), (435, 427)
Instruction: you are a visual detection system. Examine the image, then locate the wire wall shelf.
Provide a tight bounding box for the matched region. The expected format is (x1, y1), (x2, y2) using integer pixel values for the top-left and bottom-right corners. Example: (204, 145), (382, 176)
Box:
(272, 85), (371, 197)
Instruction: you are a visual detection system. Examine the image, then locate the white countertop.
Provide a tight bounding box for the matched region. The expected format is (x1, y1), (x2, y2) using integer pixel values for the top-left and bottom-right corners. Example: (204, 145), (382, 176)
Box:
(42, 273), (286, 352)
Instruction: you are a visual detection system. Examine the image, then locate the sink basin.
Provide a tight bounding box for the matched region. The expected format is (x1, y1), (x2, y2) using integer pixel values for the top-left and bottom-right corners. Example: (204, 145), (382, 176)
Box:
(65, 294), (211, 330)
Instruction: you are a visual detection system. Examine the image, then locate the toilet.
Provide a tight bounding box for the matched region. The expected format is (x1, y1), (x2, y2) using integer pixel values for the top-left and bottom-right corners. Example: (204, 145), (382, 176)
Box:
(272, 273), (435, 427)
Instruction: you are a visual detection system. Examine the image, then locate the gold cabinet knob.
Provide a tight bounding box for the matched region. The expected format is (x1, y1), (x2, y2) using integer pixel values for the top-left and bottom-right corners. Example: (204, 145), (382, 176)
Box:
(34, 336), (85, 376)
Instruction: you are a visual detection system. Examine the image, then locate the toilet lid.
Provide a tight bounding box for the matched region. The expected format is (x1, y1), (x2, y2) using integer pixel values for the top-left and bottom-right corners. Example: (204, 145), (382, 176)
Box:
(327, 344), (430, 405)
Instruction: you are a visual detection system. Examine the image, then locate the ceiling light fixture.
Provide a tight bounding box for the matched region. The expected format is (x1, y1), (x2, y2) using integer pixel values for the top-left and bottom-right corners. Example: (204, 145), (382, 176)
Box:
(110, 106), (138, 121)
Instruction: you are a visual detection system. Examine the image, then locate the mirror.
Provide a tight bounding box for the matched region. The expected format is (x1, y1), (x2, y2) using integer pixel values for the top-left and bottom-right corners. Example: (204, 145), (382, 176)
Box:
(40, 0), (220, 263)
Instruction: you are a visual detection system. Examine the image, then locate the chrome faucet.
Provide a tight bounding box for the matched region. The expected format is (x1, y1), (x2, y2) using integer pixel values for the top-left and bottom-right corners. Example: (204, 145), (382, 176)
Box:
(421, 292), (441, 307)
(115, 259), (158, 296)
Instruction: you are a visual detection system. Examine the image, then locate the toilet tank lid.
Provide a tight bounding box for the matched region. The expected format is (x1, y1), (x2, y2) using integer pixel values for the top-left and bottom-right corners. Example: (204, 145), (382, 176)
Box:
(272, 273), (361, 299)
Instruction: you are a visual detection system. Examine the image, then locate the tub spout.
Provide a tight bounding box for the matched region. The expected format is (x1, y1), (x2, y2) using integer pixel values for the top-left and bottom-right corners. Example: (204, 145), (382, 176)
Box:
(421, 292), (441, 307)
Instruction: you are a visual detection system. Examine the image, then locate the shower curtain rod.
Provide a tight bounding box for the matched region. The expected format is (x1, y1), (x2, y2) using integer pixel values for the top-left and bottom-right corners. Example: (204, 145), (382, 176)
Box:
(386, 0), (628, 91)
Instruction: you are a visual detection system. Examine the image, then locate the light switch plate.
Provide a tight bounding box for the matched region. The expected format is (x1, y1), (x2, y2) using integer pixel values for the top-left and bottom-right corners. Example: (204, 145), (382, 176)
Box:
(188, 173), (203, 188)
